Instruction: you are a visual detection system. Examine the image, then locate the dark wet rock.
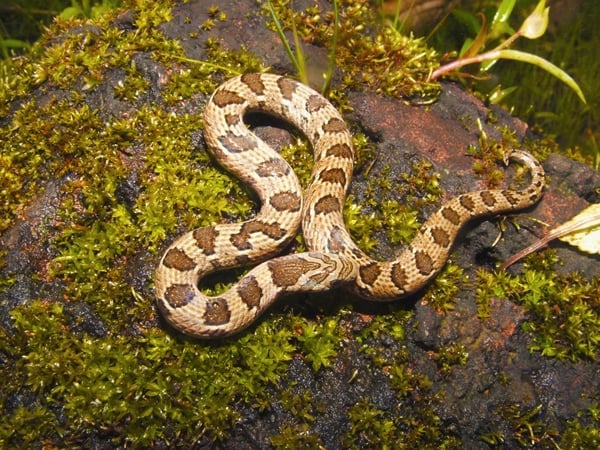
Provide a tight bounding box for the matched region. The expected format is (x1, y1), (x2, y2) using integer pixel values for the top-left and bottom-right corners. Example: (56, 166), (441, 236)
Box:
(63, 301), (109, 338)
(544, 153), (600, 203)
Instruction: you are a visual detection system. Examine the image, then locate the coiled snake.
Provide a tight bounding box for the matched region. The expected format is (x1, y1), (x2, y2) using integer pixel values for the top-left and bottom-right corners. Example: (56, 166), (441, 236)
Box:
(155, 73), (545, 338)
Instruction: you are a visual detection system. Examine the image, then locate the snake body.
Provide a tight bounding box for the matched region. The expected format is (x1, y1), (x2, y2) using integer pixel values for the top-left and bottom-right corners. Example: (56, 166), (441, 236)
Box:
(155, 73), (545, 338)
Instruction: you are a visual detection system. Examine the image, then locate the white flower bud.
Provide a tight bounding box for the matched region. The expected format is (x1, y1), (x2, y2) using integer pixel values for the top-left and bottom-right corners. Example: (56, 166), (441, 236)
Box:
(519, 0), (549, 39)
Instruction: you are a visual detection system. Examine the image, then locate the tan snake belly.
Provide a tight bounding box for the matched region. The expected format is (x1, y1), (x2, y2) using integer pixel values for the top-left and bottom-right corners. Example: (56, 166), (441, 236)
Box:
(154, 73), (545, 338)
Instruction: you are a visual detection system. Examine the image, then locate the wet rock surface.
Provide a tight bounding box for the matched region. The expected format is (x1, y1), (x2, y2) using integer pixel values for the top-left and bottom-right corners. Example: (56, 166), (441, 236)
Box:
(1, 0), (598, 447)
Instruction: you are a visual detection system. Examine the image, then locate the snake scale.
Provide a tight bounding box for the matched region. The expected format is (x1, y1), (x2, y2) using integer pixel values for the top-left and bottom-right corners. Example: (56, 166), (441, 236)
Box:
(155, 73), (545, 338)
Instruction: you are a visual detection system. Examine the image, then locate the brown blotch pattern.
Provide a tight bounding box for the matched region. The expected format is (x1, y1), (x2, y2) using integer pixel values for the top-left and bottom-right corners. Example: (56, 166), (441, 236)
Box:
(277, 77), (298, 100)
(193, 226), (218, 255)
(480, 191), (497, 207)
(430, 227), (450, 248)
(235, 254), (251, 266)
(162, 248), (196, 271)
(212, 89), (245, 107)
(391, 263), (408, 291)
(441, 206), (461, 226)
(269, 257), (320, 288)
(314, 195), (340, 215)
(237, 276), (262, 308)
(318, 167), (347, 186)
(322, 117), (346, 133)
(164, 284), (195, 308)
(231, 221), (286, 250)
(327, 226), (346, 253)
(204, 298), (231, 325)
(256, 158), (290, 177)
(459, 195), (476, 212)
(269, 191), (301, 212)
(501, 190), (519, 206)
(219, 132), (257, 153)
(414, 249), (434, 275)
(241, 73), (266, 95)
(359, 262), (381, 286)
(325, 143), (353, 160)
(306, 94), (329, 112)
(224, 113), (240, 126)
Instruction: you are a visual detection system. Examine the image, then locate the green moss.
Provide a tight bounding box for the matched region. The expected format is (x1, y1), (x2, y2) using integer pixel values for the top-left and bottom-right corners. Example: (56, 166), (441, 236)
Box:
(0, 299), (304, 446)
(342, 309), (462, 448)
(270, 423), (323, 448)
(499, 403), (560, 448)
(266, 0), (441, 99)
(294, 318), (341, 372)
(163, 38), (266, 104)
(0, 1), (307, 443)
(561, 405), (600, 449)
(345, 155), (445, 259)
(475, 252), (600, 361)
(340, 394), (461, 449)
(113, 61), (151, 101)
(431, 342), (469, 375)
(423, 261), (467, 311)
(269, 389), (326, 447)
(0, 251), (15, 293)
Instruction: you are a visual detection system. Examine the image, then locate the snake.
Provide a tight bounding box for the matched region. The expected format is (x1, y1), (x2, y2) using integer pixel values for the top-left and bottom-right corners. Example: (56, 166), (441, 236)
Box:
(154, 73), (545, 339)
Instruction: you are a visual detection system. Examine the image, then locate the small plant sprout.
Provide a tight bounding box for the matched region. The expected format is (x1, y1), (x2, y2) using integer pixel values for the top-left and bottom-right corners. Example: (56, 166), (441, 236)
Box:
(268, 0), (308, 84)
(267, 0), (339, 93)
(430, 0), (586, 105)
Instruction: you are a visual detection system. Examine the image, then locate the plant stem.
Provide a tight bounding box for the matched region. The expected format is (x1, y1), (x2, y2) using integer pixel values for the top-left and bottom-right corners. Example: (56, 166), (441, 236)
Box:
(430, 31), (522, 80)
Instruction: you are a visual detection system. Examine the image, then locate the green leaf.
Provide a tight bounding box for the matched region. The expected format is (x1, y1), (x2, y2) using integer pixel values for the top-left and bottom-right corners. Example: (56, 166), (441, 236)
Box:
(488, 85), (518, 104)
(490, 0), (517, 39)
(493, 0), (517, 25)
(496, 49), (586, 104)
(0, 38), (30, 50)
(60, 6), (84, 19)
(450, 9), (482, 35)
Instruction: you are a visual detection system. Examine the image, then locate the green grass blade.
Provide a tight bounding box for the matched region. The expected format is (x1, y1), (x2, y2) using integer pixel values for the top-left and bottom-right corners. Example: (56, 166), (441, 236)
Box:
(267, 1), (299, 74)
(321, 0), (339, 94)
(497, 49), (586, 104)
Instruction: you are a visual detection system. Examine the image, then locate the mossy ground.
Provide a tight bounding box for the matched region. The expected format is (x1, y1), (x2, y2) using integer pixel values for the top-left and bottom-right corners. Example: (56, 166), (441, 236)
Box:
(0, 0), (598, 447)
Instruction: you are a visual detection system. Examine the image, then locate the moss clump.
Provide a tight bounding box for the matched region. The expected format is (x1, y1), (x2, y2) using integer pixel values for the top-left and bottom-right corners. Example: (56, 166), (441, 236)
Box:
(423, 260), (467, 312)
(0, 299), (305, 446)
(269, 390), (325, 447)
(560, 406), (600, 449)
(0, 1), (296, 444)
(342, 311), (462, 448)
(345, 156), (445, 258)
(476, 252), (600, 361)
(0, 0), (181, 233)
(265, 0), (440, 99)
(162, 37), (266, 104)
